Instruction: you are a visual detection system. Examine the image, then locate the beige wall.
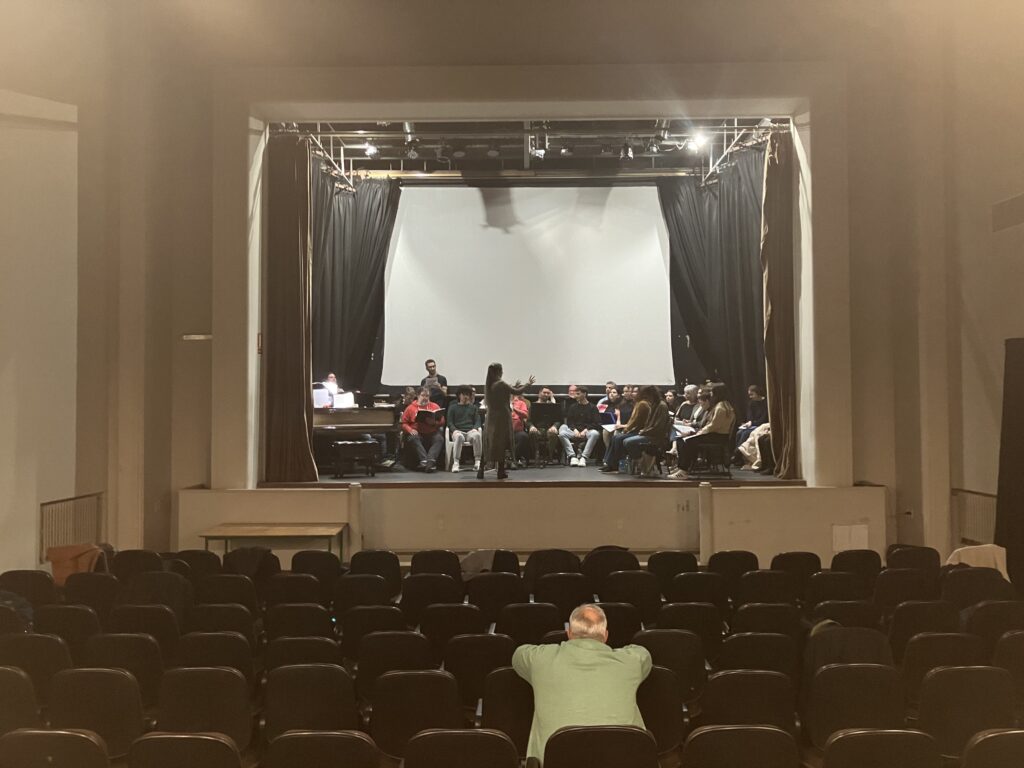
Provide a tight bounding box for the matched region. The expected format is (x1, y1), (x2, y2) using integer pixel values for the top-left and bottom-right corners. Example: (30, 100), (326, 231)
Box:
(2, 0), (1022, 559)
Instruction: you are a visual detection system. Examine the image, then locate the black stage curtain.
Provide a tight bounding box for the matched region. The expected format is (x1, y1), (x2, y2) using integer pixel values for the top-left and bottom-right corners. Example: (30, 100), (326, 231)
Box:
(311, 172), (401, 392)
(264, 136), (318, 483)
(760, 133), (799, 479)
(658, 147), (766, 394)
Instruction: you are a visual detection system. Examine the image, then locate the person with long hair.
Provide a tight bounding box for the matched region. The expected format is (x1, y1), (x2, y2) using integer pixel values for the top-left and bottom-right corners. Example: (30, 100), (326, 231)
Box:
(478, 362), (535, 479)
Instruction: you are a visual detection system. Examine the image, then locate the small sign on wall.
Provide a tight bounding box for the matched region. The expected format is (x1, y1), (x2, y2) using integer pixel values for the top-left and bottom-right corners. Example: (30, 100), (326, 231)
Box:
(832, 523), (869, 553)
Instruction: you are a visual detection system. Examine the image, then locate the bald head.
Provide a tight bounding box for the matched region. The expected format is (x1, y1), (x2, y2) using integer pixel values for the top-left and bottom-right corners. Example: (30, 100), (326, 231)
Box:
(568, 604), (608, 642)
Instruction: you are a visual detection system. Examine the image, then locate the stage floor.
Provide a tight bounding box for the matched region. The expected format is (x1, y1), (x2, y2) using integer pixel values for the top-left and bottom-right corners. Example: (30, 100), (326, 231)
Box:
(295, 463), (803, 488)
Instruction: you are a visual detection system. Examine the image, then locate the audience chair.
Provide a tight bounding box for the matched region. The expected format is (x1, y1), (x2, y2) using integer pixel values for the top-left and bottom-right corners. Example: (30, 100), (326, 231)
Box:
(122, 570), (194, 622)
(0, 666), (41, 737)
(699, 670), (797, 733)
(109, 604), (180, 661)
(369, 670), (463, 759)
(707, 550), (760, 598)
(291, 549), (342, 604)
(466, 572), (528, 623)
(533, 573), (593, 621)
(964, 599), (1024, 659)
(263, 730), (378, 768)
(887, 545), (941, 573)
(221, 547), (281, 596)
(718, 632), (798, 680)
(405, 728), (519, 768)
(48, 667), (143, 759)
(917, 665), (1016, 759)
(665, 572), (731, 615)
(349, 549), (402, 597)
(111, 549), (164, 582)
(657, 602), (723, 661)
(802, 626), (893, 680)
(187, 603), (256, 648)
(399, 573), (464, 627)
(263, 663), (359, 741)
(177, 631), (254, 685)
(263, 573), (322, 608)
(992, 630), (1024, 714)
(444, 633), (515, 708)
(128, 732), (241, 768)
(646, 550), (698, 597)
(83, 633), (162, 708)
(523, 549), (582, 593)
(411, 549), (463, 582)
(32, 605), (100, 664)
(600, 570), (662, 624)
(356, 630), (435, 701)
(0, 570), (58, 608)
(264, 636), (341, 671)
(735, 570), (798, 607)
(339, 604), (406, 660)
(481, 666), (535, 757)
(887, 600), (959, 662)
(331, 573), (391, 619)
(156, 666), (253, 752)
(581, 548), (640, 594)
(0, 728), (109, 768)
(495, 602), (563, 647)
(635, 667), (686, 754)
(902, 633), (987, 712)
(632, 629), (706, 704)
(813, 599), (881, 630)
(541, 629), (567, 644)
(537, 725), (659, 768)
(822, 728), (940, 768)
(195, 574), (259, 616)
(264, 602), (334, 640)
(594, 602), (642, 648)
(806, 571), (868, 610)
(873, 568), (935, 617)
(683, 725), (800, 768)
(805, 663), (904, 751)
(770, 551), (822, 602)
(830, 549), (883, 595)
(0, 605), (25, 634)
(491, 549), (522, 576)
(162, 558), (192, 581)
(0, 633), (72, 707)
(962, 729), (1024, 768)
(172, 549), (222, 583)
(420, 603), (488, 661)
(941, 566), (1016, 611)
(731, 602), (802, 640)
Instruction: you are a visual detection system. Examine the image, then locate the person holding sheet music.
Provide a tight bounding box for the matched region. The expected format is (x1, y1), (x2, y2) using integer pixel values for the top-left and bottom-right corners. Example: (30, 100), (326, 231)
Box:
(478, 362), (536, 480)
(420, 358), (448, 408)
(401, 387), (446, 472)
(669, 383), (736, 480)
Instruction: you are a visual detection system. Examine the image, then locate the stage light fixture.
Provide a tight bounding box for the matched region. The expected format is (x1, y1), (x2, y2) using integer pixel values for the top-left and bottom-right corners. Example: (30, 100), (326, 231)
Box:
(530, 133), (549, 160)
(684, 139), (698, 153)
(486, 143), (501, 158)
(599, 145), (614, 156)
(645, 138), (660, 154)
(620, 142), (634, 160)
(364, 141), (379, 157)
(405, 139), (420, 160)
(693, 131), (709, 148)
(560, 145), (574, 157)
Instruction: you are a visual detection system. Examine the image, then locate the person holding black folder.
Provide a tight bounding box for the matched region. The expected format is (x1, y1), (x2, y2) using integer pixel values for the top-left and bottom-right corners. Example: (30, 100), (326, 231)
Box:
(401, 387), (445, 472)
(478, 362), (535, 480)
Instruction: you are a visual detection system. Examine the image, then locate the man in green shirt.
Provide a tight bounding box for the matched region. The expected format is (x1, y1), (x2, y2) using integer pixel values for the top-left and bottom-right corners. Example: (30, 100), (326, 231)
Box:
(511, 604), (652, 763)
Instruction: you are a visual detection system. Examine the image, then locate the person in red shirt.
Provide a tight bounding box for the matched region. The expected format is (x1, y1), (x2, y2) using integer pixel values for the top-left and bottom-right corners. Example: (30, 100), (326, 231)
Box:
(511, 393), (532, 467)
(401, 387), (445, 472)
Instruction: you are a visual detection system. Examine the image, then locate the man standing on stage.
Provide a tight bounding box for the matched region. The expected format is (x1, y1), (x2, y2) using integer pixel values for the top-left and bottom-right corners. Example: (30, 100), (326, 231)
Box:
(421, 358), (448, 408)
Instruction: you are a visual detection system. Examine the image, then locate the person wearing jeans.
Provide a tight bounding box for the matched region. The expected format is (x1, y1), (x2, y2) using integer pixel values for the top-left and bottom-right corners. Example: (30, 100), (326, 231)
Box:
(447, 385), (482, 472)
(401, 387), (445, 472)
(558, 386), (602, 466)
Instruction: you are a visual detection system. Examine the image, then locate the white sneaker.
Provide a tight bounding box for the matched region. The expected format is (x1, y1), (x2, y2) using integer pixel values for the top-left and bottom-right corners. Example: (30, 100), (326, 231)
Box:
(451, 461), (460, 473)
(474, 460), (481, 471)
(577, 456), (587, 467)
(569, 456), (580, 467)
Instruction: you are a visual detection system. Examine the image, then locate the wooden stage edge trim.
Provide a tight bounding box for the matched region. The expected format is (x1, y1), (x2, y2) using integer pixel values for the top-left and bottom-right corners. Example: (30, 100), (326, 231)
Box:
(259, 478), (808, 490)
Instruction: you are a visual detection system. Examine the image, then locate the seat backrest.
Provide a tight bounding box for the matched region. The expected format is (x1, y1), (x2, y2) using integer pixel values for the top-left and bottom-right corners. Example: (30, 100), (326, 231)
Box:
(187, 603), (255, 648)
(523, 549), (582, 593)
(491, 549), (521, 576)
(646, 551), (699, 597)
(731, 603), (801, 638)
(48, 667), (144, 758)
(399, 573), (464, 627)
(32, 605), (101, 664)
(177, 631), (253, 683)
(481, 666), (534, 757)
(494, 602), (563, 647)
(369, 670), (463, 758)
(803, 627), (893, 679)
(263, 573), (322, 607)
(128, 732), (241, 768)
(636, 666), (685, 754)
(111, 549), (164, 582)
(0, 633), (72, 706)
(665, 573), (730, 613)
(887, 545), (941, 573)
(701, 670), (796, 733)
(331, 574), (391, 619)
(264, 663), (359, 741)
(349, 549), (402, 596)
(404, 728), (519, 768)
(263, 730), (379, 768)
(600, 571), (662, 623)
(444, 633), (515, 707)
(918, 665), (1016, 757)
(411, 549), (463, 581)
(992, 631), (1024, 709)
(962, 729), (1024, 768)
(683, 725), (800, 768)
(221, 547), (281, 591)
(291, 549), (342, 585)
(466, 572), (528, 623)
(813, 600), (881, 630)
(0, 665), (41, 736)
(173, 549), (223, 583)
(83, 632), (163, 707)
(830, 550), (882, 594)
(707, 550), (760, 585)
(770, 551), (822, 596)
(806, 664), (904, 750)
(887, 600), (959, 662)
(0, 570), (58, 607)
(901, 633), (987, 707)
(964, 600), (1024, 659)
(735, 570), (797, 607)
(157, 666), (252, 751)
(0, 728), (110, 768)
(195, 575), (259, 615)
(340, 605), (407, 659)
(109, 604), (180, 661)
(582, 549), (641, 593)
(533, 573), (592, 621)
(264, 636), (341, 670)
(632, 630), (706, 702)
(873, 568), (934, 612)
(806, 571), (868, 607)
(542, 725), (659, 768)
(822, 728), (940, 768)
(264, 602), (334, 640)
(64, 572), (120, 623)
(719, 632), (798, 679)
(941, 567), (1016, 611)
(420, 603), (487, 660)
(593, 602), (642, 649)
(656, 602), (723, 661)
(356, 630), (435, 700)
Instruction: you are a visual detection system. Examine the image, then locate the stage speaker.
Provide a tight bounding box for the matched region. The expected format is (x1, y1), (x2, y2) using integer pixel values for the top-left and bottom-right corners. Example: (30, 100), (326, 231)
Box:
(996, 338), (1024, 591)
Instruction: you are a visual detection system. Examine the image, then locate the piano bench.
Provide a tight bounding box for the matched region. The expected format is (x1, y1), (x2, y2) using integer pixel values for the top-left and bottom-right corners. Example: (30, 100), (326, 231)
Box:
(332, 439), (379, 478)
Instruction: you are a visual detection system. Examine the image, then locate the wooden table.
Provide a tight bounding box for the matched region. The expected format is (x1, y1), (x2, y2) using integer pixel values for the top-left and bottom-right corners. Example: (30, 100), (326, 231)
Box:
(199, 522), (347, 555)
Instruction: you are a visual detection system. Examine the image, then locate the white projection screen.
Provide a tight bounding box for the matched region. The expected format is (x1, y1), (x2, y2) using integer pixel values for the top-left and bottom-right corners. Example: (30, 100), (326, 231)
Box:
(381, 185), (674, 386)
